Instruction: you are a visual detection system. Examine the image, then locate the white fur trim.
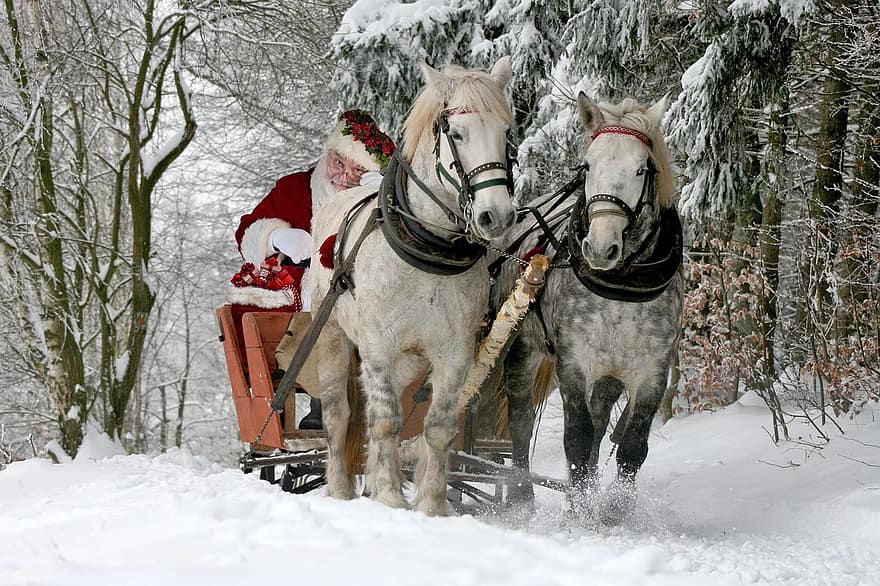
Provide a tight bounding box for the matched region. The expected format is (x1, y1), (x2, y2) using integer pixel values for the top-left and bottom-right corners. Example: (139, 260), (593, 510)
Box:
(300, 267), (312, 312)
(324, 123), (382, 172)
(239, 218), (291, 264)
(226, 284), (295, 309)
(310, 157), (336, 214)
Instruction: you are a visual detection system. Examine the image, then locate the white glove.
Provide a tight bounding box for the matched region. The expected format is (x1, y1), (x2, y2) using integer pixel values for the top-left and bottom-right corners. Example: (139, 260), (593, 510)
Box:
(360, 171), (383, 188)
(270, 228), (312, 263)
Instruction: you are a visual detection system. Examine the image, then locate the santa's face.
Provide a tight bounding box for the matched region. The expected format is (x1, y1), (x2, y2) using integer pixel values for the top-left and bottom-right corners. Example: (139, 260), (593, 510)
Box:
(326, 149), (367, 191)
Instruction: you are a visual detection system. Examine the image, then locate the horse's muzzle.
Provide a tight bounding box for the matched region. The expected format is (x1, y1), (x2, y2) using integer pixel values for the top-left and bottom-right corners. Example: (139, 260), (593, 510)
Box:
(582, 237), (622, 270)
(475, 207), (516, 240)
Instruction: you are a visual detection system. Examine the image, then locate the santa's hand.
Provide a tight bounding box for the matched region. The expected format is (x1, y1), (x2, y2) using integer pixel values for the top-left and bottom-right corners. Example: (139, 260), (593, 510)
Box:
(270, 228), (312, 263)
(360, 171), (383, 188)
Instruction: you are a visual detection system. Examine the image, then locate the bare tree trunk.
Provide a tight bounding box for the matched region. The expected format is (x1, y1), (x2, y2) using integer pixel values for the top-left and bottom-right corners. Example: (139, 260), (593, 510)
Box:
(175, 301), (191, 448)
(756, 95), (788, 428)
(806, 20), (851, 327)
(839, 86), (879, 314)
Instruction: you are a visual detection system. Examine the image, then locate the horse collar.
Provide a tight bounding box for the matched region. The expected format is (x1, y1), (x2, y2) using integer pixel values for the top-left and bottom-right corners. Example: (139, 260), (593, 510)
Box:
(378, 154), (487, 275)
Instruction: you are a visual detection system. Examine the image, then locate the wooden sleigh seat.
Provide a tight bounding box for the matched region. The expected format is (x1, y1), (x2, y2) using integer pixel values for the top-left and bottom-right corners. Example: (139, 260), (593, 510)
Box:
(216, 305), (313, 451)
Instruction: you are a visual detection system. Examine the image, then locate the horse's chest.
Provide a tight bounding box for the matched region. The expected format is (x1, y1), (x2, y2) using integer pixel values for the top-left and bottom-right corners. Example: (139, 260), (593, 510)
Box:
(556, 296), (656, 362)
(338, 239), (488, 336)
(569, 310), (639, 349)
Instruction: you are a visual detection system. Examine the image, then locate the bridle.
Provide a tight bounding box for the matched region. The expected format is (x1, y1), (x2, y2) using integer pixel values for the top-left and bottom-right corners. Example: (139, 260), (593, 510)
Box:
(560, 124), (682, 303)
(581, 126), (656, 231)
(432, 107), (514, 235)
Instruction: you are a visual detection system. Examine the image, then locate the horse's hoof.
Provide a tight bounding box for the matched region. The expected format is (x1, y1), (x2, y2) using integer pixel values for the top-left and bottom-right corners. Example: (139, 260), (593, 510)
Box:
(414, 495), (448, 516)
(598, 478), (638, 526)
(326, 476), (356, 500)
(565, 500), (591, 523)
(373, 489), (409, 510)
(327, 485), (355, 500)
(565, 484), (597, 520)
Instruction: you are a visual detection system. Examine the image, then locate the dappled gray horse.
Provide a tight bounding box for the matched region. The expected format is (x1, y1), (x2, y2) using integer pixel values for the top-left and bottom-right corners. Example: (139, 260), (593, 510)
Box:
(311, 58), (516, 516)
(499, 94), (683, 524)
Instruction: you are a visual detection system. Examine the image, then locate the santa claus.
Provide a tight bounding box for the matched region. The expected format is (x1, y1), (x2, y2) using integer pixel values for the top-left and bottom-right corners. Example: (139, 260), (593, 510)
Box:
(230, 109), (395, 312)
(228, 109), (395, 429)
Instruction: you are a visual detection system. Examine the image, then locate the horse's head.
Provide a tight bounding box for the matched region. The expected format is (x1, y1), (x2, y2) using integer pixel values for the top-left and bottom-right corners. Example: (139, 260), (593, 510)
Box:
(575, 93), (675, 270)
(403, 57), (516, 241)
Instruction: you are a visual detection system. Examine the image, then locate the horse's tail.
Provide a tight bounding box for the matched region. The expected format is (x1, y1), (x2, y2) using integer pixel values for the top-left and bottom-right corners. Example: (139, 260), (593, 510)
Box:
(532, 358), (556, 411)
(343, 352), (366, 476)
(488, 357), (557, 437)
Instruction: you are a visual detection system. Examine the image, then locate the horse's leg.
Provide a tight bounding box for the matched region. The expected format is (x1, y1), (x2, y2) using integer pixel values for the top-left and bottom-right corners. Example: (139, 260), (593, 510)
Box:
(503, 339), (543, 506)
(361, 345), (407, 509)
(600, 370), (667, 526)
(315, 319), (356, 500)
(587, 376), (625, 471)
(557, 361), (594, 516)
(413, 354), (469, 516)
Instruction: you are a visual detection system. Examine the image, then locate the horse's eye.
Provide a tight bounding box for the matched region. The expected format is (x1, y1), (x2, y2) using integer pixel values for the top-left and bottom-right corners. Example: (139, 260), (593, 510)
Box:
(636, 167), (647, 176)
(447, 129), (464, 141)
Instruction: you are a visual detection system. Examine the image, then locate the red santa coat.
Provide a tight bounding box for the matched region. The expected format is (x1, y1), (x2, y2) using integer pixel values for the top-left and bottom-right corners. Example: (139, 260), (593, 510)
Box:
(229, 169), (315, 312)
(235, 169), (314, 260)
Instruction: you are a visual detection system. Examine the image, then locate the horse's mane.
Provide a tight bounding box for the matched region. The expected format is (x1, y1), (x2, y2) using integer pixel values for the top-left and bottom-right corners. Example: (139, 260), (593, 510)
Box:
(591, 98), (676, 209)
(402, 65), (513, 161)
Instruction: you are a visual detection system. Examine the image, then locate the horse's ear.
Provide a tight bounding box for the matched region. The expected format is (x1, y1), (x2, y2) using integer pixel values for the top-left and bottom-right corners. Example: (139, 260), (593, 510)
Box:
(490, 56), (512, 89)
(420, 62), (451, 95)
(646, 94), (670, 128)
(577, 92), (604, 133)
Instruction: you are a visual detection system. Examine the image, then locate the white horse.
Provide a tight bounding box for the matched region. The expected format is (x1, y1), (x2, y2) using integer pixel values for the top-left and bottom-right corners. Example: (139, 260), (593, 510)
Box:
(311, 57), (516, 515)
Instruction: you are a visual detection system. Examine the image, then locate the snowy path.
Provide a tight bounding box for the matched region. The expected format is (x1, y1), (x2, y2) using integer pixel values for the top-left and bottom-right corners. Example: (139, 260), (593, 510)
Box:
(2, 393), (878, 586)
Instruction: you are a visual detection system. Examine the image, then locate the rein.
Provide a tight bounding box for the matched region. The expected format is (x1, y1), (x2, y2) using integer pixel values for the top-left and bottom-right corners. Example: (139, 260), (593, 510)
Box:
(250, 191), (382, 450)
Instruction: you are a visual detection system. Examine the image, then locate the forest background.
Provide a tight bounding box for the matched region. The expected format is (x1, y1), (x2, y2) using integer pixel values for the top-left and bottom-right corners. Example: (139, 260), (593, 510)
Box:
(0, 0), (876, 464)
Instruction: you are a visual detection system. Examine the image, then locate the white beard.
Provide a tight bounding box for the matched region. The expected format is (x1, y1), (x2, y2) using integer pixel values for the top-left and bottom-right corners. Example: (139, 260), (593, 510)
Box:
(310, 156), (337, 217)
(305, 156), (337, 313)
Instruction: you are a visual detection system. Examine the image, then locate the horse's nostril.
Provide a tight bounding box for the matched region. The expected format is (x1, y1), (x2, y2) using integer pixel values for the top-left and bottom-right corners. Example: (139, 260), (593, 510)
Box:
(606, 244), (620, 262)
(501, 208), (515, 228)
(478, 210), (495, 229)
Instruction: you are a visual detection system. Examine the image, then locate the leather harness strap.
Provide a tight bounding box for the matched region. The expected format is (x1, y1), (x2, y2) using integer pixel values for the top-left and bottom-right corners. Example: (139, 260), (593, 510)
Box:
(261, 192), (381, 423)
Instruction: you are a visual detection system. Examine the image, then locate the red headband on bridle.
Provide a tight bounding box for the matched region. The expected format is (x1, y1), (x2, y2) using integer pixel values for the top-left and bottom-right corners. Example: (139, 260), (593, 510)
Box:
(591, 125), (653, 148)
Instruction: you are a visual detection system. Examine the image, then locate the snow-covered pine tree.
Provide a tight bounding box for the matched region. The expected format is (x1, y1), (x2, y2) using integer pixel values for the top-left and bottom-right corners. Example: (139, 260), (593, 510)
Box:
(666, 0), (801, 220)
(328, 0), (573, 203)
(329, 0), (495, 137)
(516, 0), (695, 203)
(567, 0), (692, 101)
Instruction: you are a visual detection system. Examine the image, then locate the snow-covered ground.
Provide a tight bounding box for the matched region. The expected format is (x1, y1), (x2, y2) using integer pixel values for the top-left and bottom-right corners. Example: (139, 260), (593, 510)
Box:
(2, 392), (878, 586)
